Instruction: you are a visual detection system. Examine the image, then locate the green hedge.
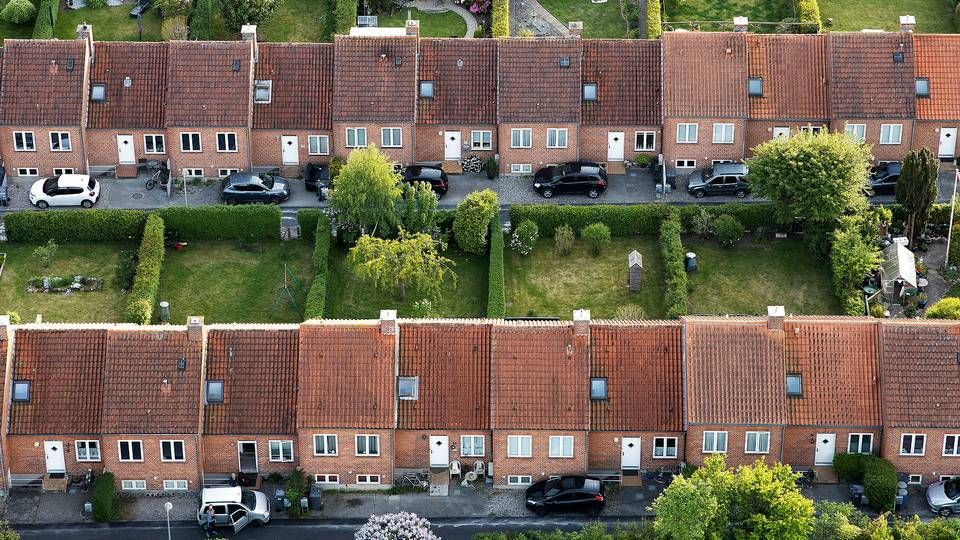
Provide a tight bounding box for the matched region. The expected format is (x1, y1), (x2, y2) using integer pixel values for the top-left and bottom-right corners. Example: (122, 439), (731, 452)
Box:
(833, 453), (868, 482)
(156, 205), (280, 241)
(660, 209), (688, 319)
(297, 208), (324, 242)
(187, 0), (213, 39)
(3, 209), (146, 243)
(646, 0), (661, 39)
(863, 456), (898, 513)
(492, 0), (509, 37)
(678, 203), (781, 233)
(125, 214), (165, 325)
(91, 472), (115, 522)
(303, 213), (331, 320)
(487, 213), (506, 318)
(508, 204), (670, 237)
(796, 0), (821, 33)
(32, 0), (58, 38)
(334, 0), (357, 35)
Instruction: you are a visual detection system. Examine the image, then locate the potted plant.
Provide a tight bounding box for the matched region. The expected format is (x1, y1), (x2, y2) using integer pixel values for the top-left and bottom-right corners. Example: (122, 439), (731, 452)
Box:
(918, 292), (929, 309)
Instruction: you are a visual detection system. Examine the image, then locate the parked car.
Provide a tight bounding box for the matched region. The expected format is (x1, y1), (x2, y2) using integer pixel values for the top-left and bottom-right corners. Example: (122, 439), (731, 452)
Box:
(533, 161), (608, 199)
(197, 487), (270, 534)
(686, 163), (750, 199)
(525, 475), (605, 517)
(867, 162), (902, 196)
(0, 166), (7, 206)
(403, 165), (448, 198)
(927, 478), (960, 516)
(220, 172), (290, 205)
(29, 174), (100, 209)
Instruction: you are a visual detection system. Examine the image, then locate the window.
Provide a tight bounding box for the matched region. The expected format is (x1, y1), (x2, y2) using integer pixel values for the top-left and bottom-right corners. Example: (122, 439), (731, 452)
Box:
(183, 168), (203, 178)
(849, 433), (873, 454)
(461, 435), (485, 457)
(216, 132), (238, 152)
(507, 435), (532, 458)
(11, 381), (30, 402)
(381, 127), (402, 148)
(676, 123), (698, 144)
(218, 168), (240, 178)
(144, 134), (165, 154)
(315, 474), (339, 484)
(511, 128), (532, 148)
(346, 127), (367, 148)
(786, 374), (802, 396)
(549, 436), (574, 458)
(703, 431), (727, 453)
(582, 83), (597, 101)
(355, 435), (380, 456)
(845, 124), (867, 142)
(944, 435), (960, 456)
(942, 475), (960, 481)
(654, 437), (678, 458)
(799, 126), (822, 135)
(308, 135), (329, 155)
(13, 131), (35, 151)
(419, 80), (434, 98)
(121, 480), (146, 491)
(269, 440), (294, 462)
(675, 159), (696, 168)
(91, 83), (106, 101)
(880, 124), (903, 145)
(470, 130), (492, 150)
(160, 440), (185, 462)
(180, 132), (201, 152)
(205, 380), (224, 403)
(916, 78), (930, 98)
(900, 434), (926, 456)
(16, 168), (38, 177)
(590, 378), (607, 400)
(510, 164), (532, 174)
(745, 431), (770, 454)
(546, 128), (568, 149)
(53, 168), (74, 176)
(356, 474), (380, 484)
(748, 77), (763, 97)
(118, 440), (143, 462)
(314, 435), (338, 456)
(507, 475), (532, 486)
(398, 377), (419, 400)
(163, 480), (189, 491)
(713, 123), (735, 144)
(909, 474), (923, 485)
(635, 131), (656, 151)
(49, 132), (71, 152)
(75, 440), (100, 462)
(253, 80), (272, 103)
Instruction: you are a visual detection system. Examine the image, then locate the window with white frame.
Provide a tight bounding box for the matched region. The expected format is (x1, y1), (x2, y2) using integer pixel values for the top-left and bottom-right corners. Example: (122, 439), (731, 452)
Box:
(356, 474), (380, 484)
(799, 125), (823, 135)
(315, 474), (339, 484)
(942, 475), (960, 481)
(355, 435), (380, 456)
(461, 435), (485, 457)
(121, 480), (146, 491)
(308, 135), (329, 155)
(144, 134), (165, 154)
(901, 434), (926, 456)
(13, 131), (35, 151)
(314, 434), (338, 456)
(76, 440), (100, 462)
(635, 131), (656, 151)
(163, 480), (189, 491)
(944, 434), (960, 456)
(712, 160), (734, 165)
(118, 440), (143, 462)
(845, 124), (867, 142)
(546, 128), (568, 149)
(909, 474), (923, 485)
(471, 130), (492, 150)
(183, 168), (204, 179)
(180, 132), (201, 152)
(269, 440), (294, 462)
(253, 80), (272, 103)
(713, 123), (735, 144)
(849, 433), (873, 454)
(676, 123), (698, 144)
(216, 132), (238, 152)
(16, 168), (38, 177)
(675, 159), (696, 168)
(653, 437), (678, 459)
(507, 435), (532, 458)
(582, 83), (597, 101)
(510, 164), (532, 174)
(880, 124), (903, 145)
(50, 132), (71, 152)
(346, 127), (367, 148)
(507, 475), (532, 486)
(549, 436), (574, 458)
(744, 431), (770, 454)
(381, 127), (402, 148)
(510, 128), (532, 148)
(218, 169), (240, 178)
(398, 377), (419, 400)
(703, 431), (727, 453)
(160, 440), (185, 462)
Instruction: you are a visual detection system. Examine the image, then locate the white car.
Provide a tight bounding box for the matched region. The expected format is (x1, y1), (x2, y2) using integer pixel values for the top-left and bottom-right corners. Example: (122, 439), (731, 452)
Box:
(29, 174), (100, 209)
(197, 487), (271, 534)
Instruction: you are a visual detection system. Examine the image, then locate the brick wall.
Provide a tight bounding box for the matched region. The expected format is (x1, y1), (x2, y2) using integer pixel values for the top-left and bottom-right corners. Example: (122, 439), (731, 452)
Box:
(490, 430), (587, 487)
(296, 428), (393, 488)
(744, 120), (829, 157)
(394, 430), (492, 469)
(881, 428), (960, 485)
(661, 118), (747, 169)
(165, 127), (251, 178)
(830, 119), (915, 163)
(85, 129), (169, 168)
(497, 123), (578, 174)
(912, 121), (960, 160)
(100, 434), (201, 491)
(0, 126), (87, 176)
(587, 431), (685, 471)
(7, 434), (106, 476)
(781, 427), (881, 468)
(414, 125), (498, 163)
(331, 122), (414, 164)
(685, 425), (783, 468)
(579, 126), (661, 164)
(202, 435), (299, 476)
(250, 129), (334, 169)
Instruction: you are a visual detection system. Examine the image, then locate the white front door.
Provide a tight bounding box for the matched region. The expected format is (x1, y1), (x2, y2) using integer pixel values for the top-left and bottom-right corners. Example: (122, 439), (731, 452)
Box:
(117, 135), (135, 164)
(814, 433), (836, 466)
(772, 126), (791, 139)
(621, 437), (642, 470)
(444, 131), (461, 161)
(44, 441), (65, 473)
(429, 435), (449, 468)
(281, 135), (299, 166)
(607, 132), (625, 161)
(939, 128), (958, 158)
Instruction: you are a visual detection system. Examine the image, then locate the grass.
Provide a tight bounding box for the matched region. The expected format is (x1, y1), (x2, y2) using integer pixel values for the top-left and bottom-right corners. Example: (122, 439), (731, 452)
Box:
(378, 9), (468, 37)
(664, 0), (791, 32)
(0, 0), (34, 40)
(819, 0), (955, 33)
(538, 0), (628, 38)
(685, 237), (841, 315)
(157, 240), (315, 324)
(258, 0), (333, 41)
(55, 5), (163, 41)
(506, 237), (665, 319)
(326, 245), (487, 318)
(0, 242), (132, 323)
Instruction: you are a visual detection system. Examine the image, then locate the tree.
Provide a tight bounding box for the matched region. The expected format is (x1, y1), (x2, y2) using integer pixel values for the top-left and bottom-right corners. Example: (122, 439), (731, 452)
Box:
(453, 189), (498, 254)
(811, 501), (867, 540)
(329, 146), (402, 240)
(348, 231), (455, 300)
(927, 297), (960, 319)
(0, 0), (36, 24)
(896, 147), (939, 246)
(830, 218), (881, 296)
(0, 522), (19, 540)
(221, 0), (281, 30)
(399, 181), (437, 234)
(355, 512), (439, 540)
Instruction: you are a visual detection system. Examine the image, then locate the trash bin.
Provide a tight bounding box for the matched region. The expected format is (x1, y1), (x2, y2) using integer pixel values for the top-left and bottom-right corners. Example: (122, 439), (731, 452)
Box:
(274, 489), (286, 513)
(309, 483), (324, 511)
(685, 252), (698, 272)
(897, 488), (908, 509)
(665, 168), (678, 190)
(849, 484), (865, 507)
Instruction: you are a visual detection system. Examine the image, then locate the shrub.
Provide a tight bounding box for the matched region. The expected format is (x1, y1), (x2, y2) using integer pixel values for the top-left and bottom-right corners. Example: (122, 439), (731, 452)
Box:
(334, 0), (358, 35)
(188, 0), (213, 40)
(797, 0), (822, 33)
(869, 303), (886, 318)
(509, 204), (671, 238)
(31, 239), (58, 268)
(554, 224), (575, 256)
(91, 472), (115, 522)
(491, 0), (509, 36)
(329, 156), (345, 183)
(303, 213), (331, 320)
(1, 0), (36, 24)
(510, 219), (538, 256)
(660, 210), (688, 319)
(31, 0), (57, 38)
(453, 189), (498, 254)
(647, 0), (661, 39)
(581, 222), (611, 256)
(221, 0), (281, 31)
(714, 214), (744, 248)
(284, 468), (308, 517)
(154, 0), (191, 16)
(633, 154), (653, 167)
(690, 207), (715, 238)
(4, 209), (146, 243)
(484, 156), (498, 180)
(473, 24), (485, 38)
(161, 15), (188, 40)
(842, 290), (865, 316)
(5, 312), (22, 324)
(830, 220), (881, 298)
(863, 456), (898, 513)
(678, 203), (781, 233)
(156, 205), (280, 241)
(125, 214), (165, 325)
(926, 297), (960, 320)
(833, 453), (867, 482)
(487, 213), (506, 318)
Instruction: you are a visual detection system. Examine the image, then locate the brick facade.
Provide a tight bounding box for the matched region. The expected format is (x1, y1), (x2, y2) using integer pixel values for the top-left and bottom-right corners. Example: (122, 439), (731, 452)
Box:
(85, 129), (170, 170)
(882, 428), (960, 485)
(100, 435), (201, 492)
(579, 126), (660, 164)
(394, 430), (492, 470)
(685, 425), (783, 468)
(913, 120), (960, 160)
(165, 127), (251, 178)
(250, 129), (334, 170)
(781, 427), (881, 468)
(331, 122), (413, 164)
(497, 123), (579, 174)
(413, 125), (497, 163)
(0, 127), (86, 176)
(587, 431), (684, 471)
(491, 430), (587, 487)
(662, 118), (747, 169)
(7, 435), (105, 477)
(295, 428), (393, 488)
(202, 435), (299, 476)
(830, 119), (915, 162)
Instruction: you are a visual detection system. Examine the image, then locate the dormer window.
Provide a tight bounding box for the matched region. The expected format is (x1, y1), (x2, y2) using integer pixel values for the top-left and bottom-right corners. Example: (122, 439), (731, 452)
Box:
(582, 83), (597, 101)
(91, 84), (106, 102)
(253, 80), (272, 103)
(12, 381), (30, 402)
(916, 78), (930, 98)
(419, 80), (434, 99)
(748, 77), (763, 97)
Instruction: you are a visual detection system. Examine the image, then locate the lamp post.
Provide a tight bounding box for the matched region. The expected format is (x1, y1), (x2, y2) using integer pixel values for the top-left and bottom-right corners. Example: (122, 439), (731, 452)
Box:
(164, 501), (173, 540)
(945, 158), (960, 269)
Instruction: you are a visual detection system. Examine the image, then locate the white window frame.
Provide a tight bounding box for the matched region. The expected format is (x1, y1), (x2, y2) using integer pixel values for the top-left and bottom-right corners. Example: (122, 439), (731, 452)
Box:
(675, 159), (696, 168)
(356, 474), (380, 485)
(944, 434), (960, 457)
(507, 435), (532, 458)
(183, 168), (204, 179)
(308, 135), (330, 156)
(381, 127), (402, 148)
(510, 164), (532, 174)
(712, 123), (735, 144)
(313, 434), (338, 456)
(546, 128), (568, 149)
(16, 168), (39, 177)
(744, 431), (770, 454)
(909, 474), (923, 485)
(849, 433), (873, 454)
(635, 131), (656, 151)
(121, 479), (146, 491)
(548, 436), (574, 458)
(49, 131), (72, 152)
(160, 440), (185, 462)
(269, 440), (294, 462)
(845, 124), (867, 142)
(510, 128), (532, 149)
(253, 80), (272, 104)
(676, 123), (698, 144)
(13, 131), (35, 151)
(900, 433), (926, 456)
(702, 431), (727, 453)
(75, 440), (101, 462)
(53, 168), (74, 176)
(398, 376), (419, 400)
(880, 124), (903, 145)
(653, 437), (678, 459)
(218, 168), (240, 178)
(460, 435), (485, 457)
(144, 134), (165, 154)
(355, 434), (380, 457)
(471, 130), (492, 150)
(118, 440), (144, 462)
(163, 480), (189, 491)
(345, 127), (367, 148)
(180, 132), (201, 152)
(799, 125), (823, 135)
(314, 474), (339, 484)
(216, 132), (238, 153)
(507, 475), (532, 486)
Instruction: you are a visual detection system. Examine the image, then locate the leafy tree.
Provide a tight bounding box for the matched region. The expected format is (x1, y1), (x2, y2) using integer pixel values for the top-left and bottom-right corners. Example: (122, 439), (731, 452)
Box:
(830, 218), (881, 296)
(926, 297), (960, 319)
(399, 181), (438, 234)
(329, 146), (402, 239)
(355, 512), (439, 540)
(896, 147), (939, 246)
(188, 0), (214, 40)
(221, 0), (280, 30)
(811, 501), (867, 540)
(0, 521), (19, 540)
(0, 0), (36, 24)
(453, 189), (498, 254)
(348, 231), (455, 300)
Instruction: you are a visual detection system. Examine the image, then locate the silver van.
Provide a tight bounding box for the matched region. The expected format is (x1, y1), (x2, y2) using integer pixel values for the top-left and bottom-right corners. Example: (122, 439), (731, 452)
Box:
(197, 487), (271, 533)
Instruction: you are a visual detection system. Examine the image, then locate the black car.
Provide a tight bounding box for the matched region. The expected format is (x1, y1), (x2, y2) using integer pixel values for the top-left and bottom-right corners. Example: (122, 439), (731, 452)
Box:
(533, 161), (608, 199)
(525, 476), (605, 517)
(403, 166), (449, 198)
(220, 172), (291, 205)
(867, 162), (902, 196)
(686, 163), (750, 198)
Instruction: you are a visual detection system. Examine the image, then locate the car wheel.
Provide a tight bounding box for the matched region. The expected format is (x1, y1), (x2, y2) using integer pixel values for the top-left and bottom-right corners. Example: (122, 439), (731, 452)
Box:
(940, 507), (952, 517)
(541, 189), (554, 199)
(36, 200), (48, 209)
(735, 189), (747, 199)
(588, 189), (600, 198)
(225, 198), (238, 205)
(272, 196), (282, 205)
(534, 506), (547, 517)
(81, 200), (93, 209)
(694, 190), (705, 199)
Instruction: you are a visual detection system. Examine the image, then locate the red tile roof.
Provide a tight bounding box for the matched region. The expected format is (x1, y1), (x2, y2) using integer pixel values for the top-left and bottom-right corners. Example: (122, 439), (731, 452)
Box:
(783, 319), (881, 427)
(9, 329), (106, 435)
(332, 36), (417, 123)
(581, 40), (662, 126)
(204, 329), (299, 435)
(165, 41), (252, 127)
(253, 43), (333, 130)
(497, 38), (582, 123)
(747, 35), (827, 120)
(417, 39), (498, 125)
(297, 323), (395, 429)
(663, 32), (747, 118)
(101, 329), (202, 434)
(684, 317), (787, 425)
(88, 42), (168, 129)
(0, 40), (87, 126)
(828, 32), (916, 119)
(490, 323), (589, 430)
(590, 322), (682, 431)
(914, 35), (960, 120)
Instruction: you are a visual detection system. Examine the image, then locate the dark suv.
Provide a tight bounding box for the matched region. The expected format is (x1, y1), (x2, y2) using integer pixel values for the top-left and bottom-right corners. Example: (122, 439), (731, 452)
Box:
(686, 163), (750, 198)
(403, 166), (449, 198)
(867, 162), (902, 196)
(525, 476), (605, 517)
(220, 172), (290, 205)
(533, 161), (608, 198)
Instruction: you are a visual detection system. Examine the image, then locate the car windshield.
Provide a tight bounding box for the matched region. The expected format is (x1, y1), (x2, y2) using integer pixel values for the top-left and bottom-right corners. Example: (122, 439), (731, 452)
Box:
(260, 175), (275, 189)
(241, 489), (257, 509)
(543, 479), (562, 497)
(946, 480), (960, 499)
(87, 178), (96, 190)
(42, 177), (58, 194)
(703, 167), (714, 178)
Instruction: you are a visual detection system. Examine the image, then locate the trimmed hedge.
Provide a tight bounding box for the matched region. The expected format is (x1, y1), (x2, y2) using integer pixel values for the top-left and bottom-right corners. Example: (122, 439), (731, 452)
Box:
(863, 456), (898, 513)
(487, 213), (506, 318)
(492, 0), (509, 37)
(303, 213), (331, 320)
(334, 0), (357, 35)
(796, 0), (821, 33)
(678, 203), (781, 233)
(508, 204), (670, 238)
(32, 0), (58, 38)
(660, 209), (688, 319)
(125, 214), (165, 325)
(156, 205), (280, 241)
(91, 472), (115, 523)
(3, 209), (146, 243)
(833, 452), (867, 482)
(297, 208), (324, 242)
(646, 0), (661, 39)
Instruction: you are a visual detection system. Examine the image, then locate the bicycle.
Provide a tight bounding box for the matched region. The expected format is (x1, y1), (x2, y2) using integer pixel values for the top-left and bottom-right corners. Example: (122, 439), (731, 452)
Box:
(144, 166), (167, 190)
(397, 472), (429, 489)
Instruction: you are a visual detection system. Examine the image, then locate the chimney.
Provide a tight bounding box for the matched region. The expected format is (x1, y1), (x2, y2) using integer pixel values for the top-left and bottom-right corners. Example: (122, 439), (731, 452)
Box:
(573, 309), (590, 337)
(767, 306), (785, 332)
(899, 15), (916, 33)
(241, 24), (258, 60)
(568, 21), (583, 37)
(405, 19), (420, 37)
(380, 309), (397, 336)
(187, 315), (204, 342)
(76, 23), (94, 62)
(733, 16), (749, 32)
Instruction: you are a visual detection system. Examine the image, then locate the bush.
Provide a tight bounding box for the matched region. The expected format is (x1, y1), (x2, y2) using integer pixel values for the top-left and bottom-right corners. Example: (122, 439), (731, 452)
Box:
(926, 297), (960, 319)
(5, 312), (22, 324)
(869, 303), (885, 318)
(91, 472), (115, 522)
(473, 24), (485, 38)
(4, 209), (146, 243)
(484, 156), (497, 180)
(491, 0), (509, 36)
(581, 222), (611, 256)
(863, 456), (898, 513)
(31, 0), (57, 38)
(453, 189), (498, 254)
(156, 205), (280, 241)
(334, 0), (358, 35)
(31, 239), (58, 268)
(554, 224), (575, 256)
(509, 204), (671, 238)
(1, 0), (36, 24)
(329, 156), (345, 183)
(833, 453), (868, 482)
(660, 210), (688, 319)
(510, 219), (538, 256)
(154, 0), (191, 16)
(797, 0), (822, 33)
(303, 213), (331, 320)
(188, 0), (213, 39)
(678, 203), (780, 233)
(488, 213), (506, 318)
(161, 15), (188, 40)
(125, 214), (165, 325)
(842, 290), (865, 316)
(221, 0), (281, 31)
(714, 214), (744, 248)
(690, 207), (714, 238)
(647, 0), (661, 38)
(284, 468), (308, 517)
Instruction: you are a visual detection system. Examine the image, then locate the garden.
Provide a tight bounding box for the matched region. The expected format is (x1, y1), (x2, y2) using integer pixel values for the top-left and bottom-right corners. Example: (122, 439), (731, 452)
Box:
(819, 0), (956, 33)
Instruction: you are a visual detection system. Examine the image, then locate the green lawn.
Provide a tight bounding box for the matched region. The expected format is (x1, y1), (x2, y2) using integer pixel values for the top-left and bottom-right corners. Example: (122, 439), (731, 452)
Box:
(664, 0), (790, 32)
(258, 0), (333, 41)
(506, 236), (665, 319)
(536, 0), (627, 38)
(0, 0), (34, 41)
(157, 241), (315, 324)
(378, 9), (467, 37)
(326, 245), (487, 318)
(55, 5), (163, 41)
(685, 238), (841, 316)
(819, 0), (955, 32)
(0, 242), (132, 323)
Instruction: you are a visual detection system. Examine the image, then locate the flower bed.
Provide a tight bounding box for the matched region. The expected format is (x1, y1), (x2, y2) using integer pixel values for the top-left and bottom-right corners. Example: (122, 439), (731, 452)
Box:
(27, 275), (103, 293)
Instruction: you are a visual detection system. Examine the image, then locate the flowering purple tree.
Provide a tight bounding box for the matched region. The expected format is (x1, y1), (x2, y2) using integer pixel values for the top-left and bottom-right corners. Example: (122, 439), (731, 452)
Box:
(354, 512), (440, 540)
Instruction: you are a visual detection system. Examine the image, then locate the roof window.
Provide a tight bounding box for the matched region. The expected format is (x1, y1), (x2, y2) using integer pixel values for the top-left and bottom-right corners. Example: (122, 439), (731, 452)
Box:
(12, 381), (30, 402)
(559, 57), (571, 68)
(206, 380), (224, 403)
(66, 58), (75, 72)
(398, 377), (418, 400)
(748, 77), (763, 97)
(590, 378), (607, 400)
(582, 83), (597, 101)
(395, 57), (403, 66)
(253, 80), (272, 104)
(893, 51), (904, 63)
(232, 59), (241, 72)
(91, 83), (106, 102)
(916, 77), (930, 98)
(786, 374), (802, 396)
(419, 80), (434, 99)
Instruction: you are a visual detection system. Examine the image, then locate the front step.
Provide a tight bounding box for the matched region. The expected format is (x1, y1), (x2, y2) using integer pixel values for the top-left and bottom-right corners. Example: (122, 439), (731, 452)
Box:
(442, 160), (463, 175)
(606, 161), (626, 175)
